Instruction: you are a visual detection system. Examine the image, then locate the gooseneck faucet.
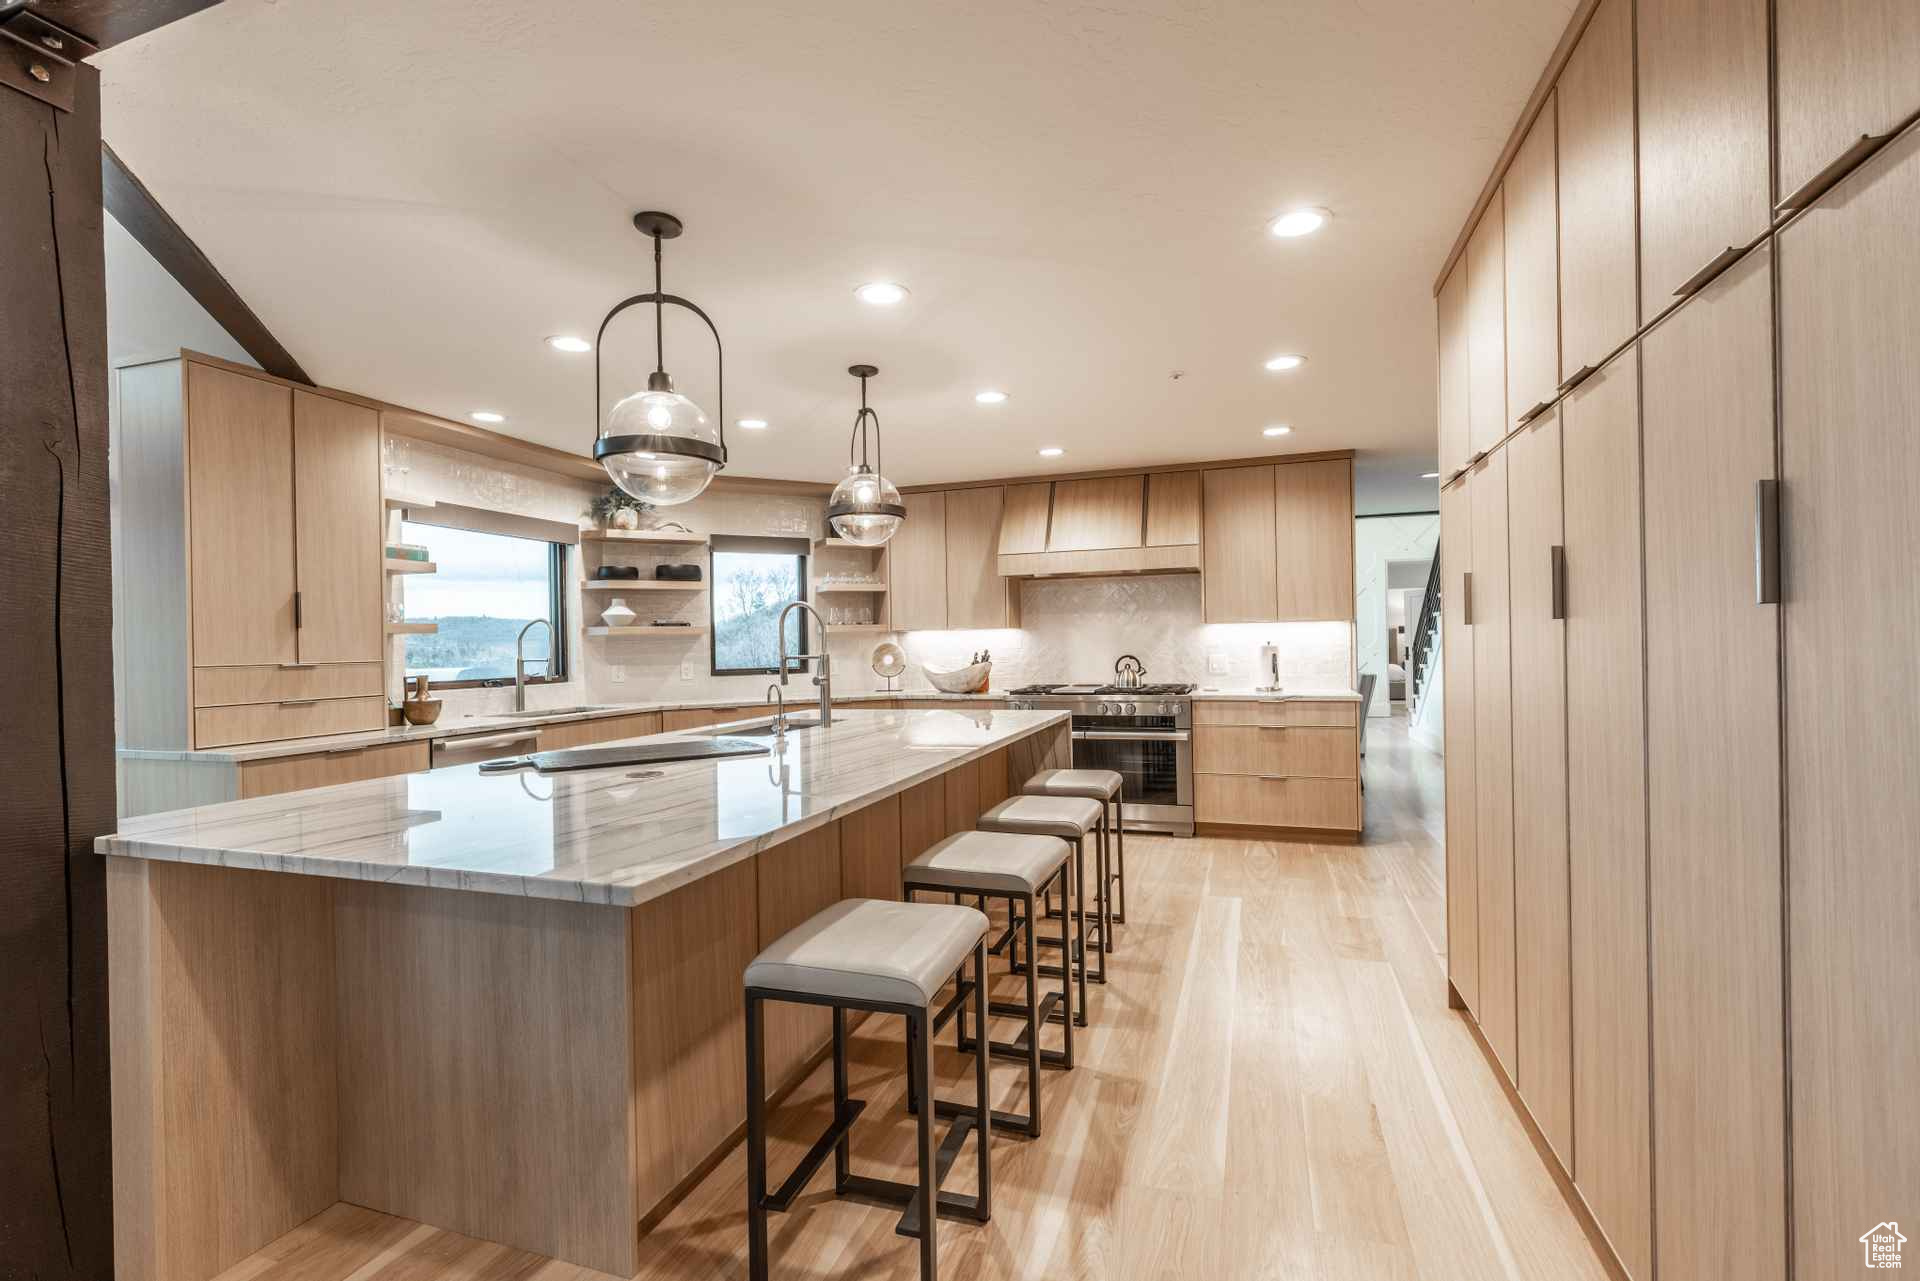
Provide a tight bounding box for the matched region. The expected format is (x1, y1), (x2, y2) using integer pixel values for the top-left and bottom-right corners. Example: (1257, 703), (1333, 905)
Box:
(515, 618), (554, 712)
(775, 600), (833, 726)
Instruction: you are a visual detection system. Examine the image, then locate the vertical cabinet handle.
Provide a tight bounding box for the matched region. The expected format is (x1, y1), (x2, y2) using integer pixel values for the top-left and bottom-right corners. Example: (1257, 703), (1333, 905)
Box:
(294, 590), (304, 629)
(1754, 479), (1781, 605)
(1550, 546), (1567, 620)
(1462, 571), (1474, 626)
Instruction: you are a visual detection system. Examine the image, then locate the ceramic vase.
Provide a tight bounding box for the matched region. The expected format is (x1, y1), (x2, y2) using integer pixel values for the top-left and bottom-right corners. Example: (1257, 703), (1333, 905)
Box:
(601, 598), (637, 628)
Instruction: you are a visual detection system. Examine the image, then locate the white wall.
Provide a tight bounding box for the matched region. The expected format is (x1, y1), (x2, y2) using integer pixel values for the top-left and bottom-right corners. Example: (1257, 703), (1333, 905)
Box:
(1354, 513), (1439, 717)
(105, 212), (255, 369)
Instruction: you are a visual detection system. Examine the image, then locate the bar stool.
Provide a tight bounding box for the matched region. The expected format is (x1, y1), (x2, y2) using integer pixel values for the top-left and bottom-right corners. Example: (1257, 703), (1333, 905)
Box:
(903, 830), (1076, 1137)
(975, 794), (1107, 1023)
(1022, 768), (1128, 932)
(745, 898), (992, 1281)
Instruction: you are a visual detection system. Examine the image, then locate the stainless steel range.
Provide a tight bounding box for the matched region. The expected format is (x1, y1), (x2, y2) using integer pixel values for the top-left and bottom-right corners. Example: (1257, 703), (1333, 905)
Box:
(1005, 683), (1196, 835)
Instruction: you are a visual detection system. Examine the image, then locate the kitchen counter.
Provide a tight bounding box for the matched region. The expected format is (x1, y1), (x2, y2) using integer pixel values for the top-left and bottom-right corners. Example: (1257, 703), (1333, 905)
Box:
(1190, 687), (1363, 701)
(100, 707), (1063, 907)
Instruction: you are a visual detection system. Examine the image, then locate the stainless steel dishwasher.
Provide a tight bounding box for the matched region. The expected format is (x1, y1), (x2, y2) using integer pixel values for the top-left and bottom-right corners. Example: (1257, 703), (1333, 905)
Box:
(430, 728), (543, 768)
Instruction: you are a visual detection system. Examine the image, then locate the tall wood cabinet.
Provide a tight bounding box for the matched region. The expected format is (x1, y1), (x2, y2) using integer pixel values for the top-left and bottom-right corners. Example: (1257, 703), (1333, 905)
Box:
(942, 485), (1016, 629)
(1201, 466), (1277, 623)
(1466, 198), (1507, 456)
(1561, 350), (1651, 1281)
(1504, 96), (1560, 426)
(1504, 407), (1571, 1168)
(1641, 246), (1785, 1281)
(1778, 127), (1920, 1280)
(1440, 480), (1478, 1014)
(1557, 0), (1637, 382)
(887, 491), (949, 631)
(117, 355), (386, 751)
(1775, 0), (1920, 206)
(1468, 452), (1515, 1076)
(1437, 260), (1472, 478)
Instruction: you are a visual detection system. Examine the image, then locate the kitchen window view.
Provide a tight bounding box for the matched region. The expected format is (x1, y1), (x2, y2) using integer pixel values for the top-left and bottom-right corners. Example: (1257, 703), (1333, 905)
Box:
(710, 546), (808, 675)
(399, 520), (567, 687)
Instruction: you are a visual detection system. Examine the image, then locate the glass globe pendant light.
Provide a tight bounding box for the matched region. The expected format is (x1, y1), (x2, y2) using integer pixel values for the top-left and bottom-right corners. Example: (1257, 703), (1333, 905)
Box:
(591, 211), (727, 505)
(826, 364), (906, 546)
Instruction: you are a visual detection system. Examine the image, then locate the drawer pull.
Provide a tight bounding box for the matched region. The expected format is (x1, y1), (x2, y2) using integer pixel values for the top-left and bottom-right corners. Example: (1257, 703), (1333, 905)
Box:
(1754, 479), (1781, 605)
(1674, 245), (1746, 298)
(1550, 545), (1567, 620)
(1557, 364), (1598, 394)
(1776, 131), (1890, 213)
(1462, 571), (1474, 627)
(278, 662), (317, 670)
(278, 699), (318, 707)
(435, 731), (539, 754)
(1516, 399), (1553, 427)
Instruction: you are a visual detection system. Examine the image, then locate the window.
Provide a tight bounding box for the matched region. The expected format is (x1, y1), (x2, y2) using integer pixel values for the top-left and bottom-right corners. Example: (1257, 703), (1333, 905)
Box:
(399, 519), (567, 688)
(710, 538), (809, 675)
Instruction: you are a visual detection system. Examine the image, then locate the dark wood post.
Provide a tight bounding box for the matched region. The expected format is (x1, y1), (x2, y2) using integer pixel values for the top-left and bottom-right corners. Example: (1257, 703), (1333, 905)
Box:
(0, 55), (115, 1281)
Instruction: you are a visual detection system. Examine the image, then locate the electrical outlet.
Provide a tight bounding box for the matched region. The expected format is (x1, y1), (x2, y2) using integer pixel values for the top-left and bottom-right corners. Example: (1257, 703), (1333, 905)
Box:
(1207, 652), (1229, 675)
(608, 664), (627, 685)
(680, 655), (697, 681)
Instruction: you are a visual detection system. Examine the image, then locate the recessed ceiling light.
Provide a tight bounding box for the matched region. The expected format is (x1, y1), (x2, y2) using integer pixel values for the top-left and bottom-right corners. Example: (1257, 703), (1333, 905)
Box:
(975, 390), (1009, 405)
(855, 281), (910, 306)
(1421, 471), (1440, 479)
(737, 418), (769, 430)
(545, 335), (591, 353)
(1263, 353), (1307, 372)
(1268, 207), (1331, 238)
(1038, 447), (1065, 458)
(1262, 425), (1292, 437)
(470, 411), (506, 424)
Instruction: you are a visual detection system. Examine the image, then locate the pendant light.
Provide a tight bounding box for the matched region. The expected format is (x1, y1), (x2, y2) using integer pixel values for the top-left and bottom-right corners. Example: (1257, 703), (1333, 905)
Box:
(591, 211), (727, 505)
(825, 364), (905, 546)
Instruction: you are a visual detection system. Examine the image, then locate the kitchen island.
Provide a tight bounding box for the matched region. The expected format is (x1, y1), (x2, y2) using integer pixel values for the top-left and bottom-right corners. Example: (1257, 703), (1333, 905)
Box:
(100, 707), (1069, 1281)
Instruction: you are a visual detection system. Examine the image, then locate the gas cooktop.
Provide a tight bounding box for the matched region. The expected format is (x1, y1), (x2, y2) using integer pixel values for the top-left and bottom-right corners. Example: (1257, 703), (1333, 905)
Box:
(1007, 682), (1197, 697)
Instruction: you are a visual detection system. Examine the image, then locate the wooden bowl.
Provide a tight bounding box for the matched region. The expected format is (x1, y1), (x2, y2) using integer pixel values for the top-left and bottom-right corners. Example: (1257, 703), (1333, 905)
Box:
(924, 661), (991, 694)
(401, 698), (443, 726)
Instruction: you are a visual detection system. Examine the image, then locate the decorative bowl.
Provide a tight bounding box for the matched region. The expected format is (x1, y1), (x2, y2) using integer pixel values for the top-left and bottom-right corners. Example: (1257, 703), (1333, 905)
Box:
(401, 698), (443, 726)
(924, 661), (991, 694)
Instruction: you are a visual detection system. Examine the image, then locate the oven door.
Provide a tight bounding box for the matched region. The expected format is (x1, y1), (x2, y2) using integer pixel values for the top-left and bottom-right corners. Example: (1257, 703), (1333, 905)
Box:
(1070, 727), (1193, 833)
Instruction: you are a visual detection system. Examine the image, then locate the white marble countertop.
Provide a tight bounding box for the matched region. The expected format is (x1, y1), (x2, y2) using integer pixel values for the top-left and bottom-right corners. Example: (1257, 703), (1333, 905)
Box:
(98, 708), (1067, 908)
(117, 689), (1009, 764)
(1189, 687), (1363, 702)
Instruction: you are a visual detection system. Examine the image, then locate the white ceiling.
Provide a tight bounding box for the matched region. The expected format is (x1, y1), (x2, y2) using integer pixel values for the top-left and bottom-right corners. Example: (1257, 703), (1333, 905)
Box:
(96, 0), (1570, 503)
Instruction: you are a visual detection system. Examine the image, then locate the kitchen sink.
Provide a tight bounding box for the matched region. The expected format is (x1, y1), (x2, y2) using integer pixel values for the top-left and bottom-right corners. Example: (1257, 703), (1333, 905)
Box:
(699, 717), (824, 736)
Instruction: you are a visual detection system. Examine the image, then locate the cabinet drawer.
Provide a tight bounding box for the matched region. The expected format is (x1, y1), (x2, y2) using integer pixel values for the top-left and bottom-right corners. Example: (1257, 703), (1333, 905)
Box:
(194, 696), (387, 749)
(537, 712), (662, 751)
(237, 740), (429, 799)
(1193, 699), (1358, 728)
(194, 662), (383, 707)
(1195, 774), (1360, 831)
(1277, 726), (1358, 779)
(1193, 725), (1358, 779)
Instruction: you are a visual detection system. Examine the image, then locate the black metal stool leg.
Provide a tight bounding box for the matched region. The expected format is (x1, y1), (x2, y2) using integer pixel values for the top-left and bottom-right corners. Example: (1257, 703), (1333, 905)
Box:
(746, 993), (769, 1281)
(971, 940), (992, 1221)
(1022, 890), (1042, 1129)
(832, 1007), (850, 1191)
(1111, 784), (1128, 925)
(912, 1008), (938, 1281)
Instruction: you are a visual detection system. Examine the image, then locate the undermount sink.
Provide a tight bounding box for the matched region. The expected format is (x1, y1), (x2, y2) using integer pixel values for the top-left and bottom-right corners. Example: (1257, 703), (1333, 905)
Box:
(479, 705), (619, 720)
(700, 717), (824, 736)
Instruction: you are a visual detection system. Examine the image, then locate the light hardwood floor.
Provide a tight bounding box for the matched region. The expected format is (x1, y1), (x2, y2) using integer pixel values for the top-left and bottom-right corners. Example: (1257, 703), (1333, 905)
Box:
(207, 713), (1612, 1281)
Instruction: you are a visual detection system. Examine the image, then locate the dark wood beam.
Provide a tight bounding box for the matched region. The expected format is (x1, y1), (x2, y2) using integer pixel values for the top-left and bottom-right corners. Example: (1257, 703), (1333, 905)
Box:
(7, 0), (222, 50)
(0, 59), (114, 1281)
(102, 141), (312, 384)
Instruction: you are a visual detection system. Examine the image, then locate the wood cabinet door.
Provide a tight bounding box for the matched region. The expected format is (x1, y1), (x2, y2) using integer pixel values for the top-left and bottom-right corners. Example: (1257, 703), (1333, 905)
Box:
(1558, 0), (1638, 381)
(187, 361), (297, 667)
(1437, 258), (1473, 478)
(1201, 466), (1276, 623)
(1776, 0), (1920, 207)
(1505, 96), (1560, 426)
(943, 485), (1009, 629)
(1466, 193), (1508, 456)
(1440, 478), (1478, 1013)
(292, 390), (383, 663)
(1778, 128), (1920, 1279)
(1469, 451), (1516, 1079)
(1638, 0), (1770, 311)
(1273, 459), (1353, 621)
(887, 491), (948, 630)
(998, 482), (1051, 554)
(1505, 407), (1573, 1168)
(1046, 476), (1143, 551)
(1562, 349), (1651, 1281)
(1643, 244), (1786, 1281)
(1144, 471), (1200, 546)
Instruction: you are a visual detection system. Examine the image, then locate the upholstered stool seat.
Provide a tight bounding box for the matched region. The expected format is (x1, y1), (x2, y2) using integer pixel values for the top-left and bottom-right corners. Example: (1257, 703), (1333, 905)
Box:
(905, 832), (1076, 1136)
(1021, 768), (1120, 801)
(977, 794), (1103, 837)
(745, 898), (992, 1281)
(1023, 767), (1129, 929)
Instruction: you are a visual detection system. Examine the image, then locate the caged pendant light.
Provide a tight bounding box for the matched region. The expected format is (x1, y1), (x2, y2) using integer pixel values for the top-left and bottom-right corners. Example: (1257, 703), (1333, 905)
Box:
(591, 211), (727, 505)
(825, 364), (906, 546)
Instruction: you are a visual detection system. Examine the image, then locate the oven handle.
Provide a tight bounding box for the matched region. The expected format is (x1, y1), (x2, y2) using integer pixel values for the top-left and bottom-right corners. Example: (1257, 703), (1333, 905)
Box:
(1071, 729), (1191, 742)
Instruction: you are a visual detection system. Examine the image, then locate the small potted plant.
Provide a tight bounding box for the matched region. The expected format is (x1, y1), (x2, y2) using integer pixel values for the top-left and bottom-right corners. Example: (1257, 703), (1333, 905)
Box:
(589, 487), (653, 531)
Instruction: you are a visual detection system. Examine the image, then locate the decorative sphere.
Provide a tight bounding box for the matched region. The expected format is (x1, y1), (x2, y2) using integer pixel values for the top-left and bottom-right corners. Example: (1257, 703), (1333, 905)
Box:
(600, 387), (721, 505)
(827, 466), (904, 546)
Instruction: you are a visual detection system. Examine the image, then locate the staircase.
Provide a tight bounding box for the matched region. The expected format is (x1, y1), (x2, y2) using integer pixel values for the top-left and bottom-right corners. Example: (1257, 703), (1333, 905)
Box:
(1408, 553), (1441, 719)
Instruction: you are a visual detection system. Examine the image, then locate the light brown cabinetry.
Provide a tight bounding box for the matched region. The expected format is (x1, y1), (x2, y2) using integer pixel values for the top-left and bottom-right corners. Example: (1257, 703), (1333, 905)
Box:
(1776, 0), (1920, 208)
(1562, 350), (1651, 1281)
(290, 391), (384, 663)
(1143, 471), (1201, 546)
(943, 485), (1018, 629)
(1437, 260), (1473, 478)
(1193, 699), (1360, 833)
(1504, 407), (1572, 1168)
(1642, 245), (1786, 1281)
(536, 712), (663, 750)
(1778, 129), (1920, 1279)
(887, 490), (949, 630)
(1557, 0), (1638, 381)
(1466, 195), (1508, 455)
(1440, 480), (1477, 1014)
(1047, 476), (1144, 551)
(1504, 96), (1559, 425)
(1469, 451), (1515, 1078)
(187, 362), (297, 667)
(1200, 466), (1276, 623)
(1273, 459), (1355, 621)
(1638, 0), (1770, 310)
(998, 482), (1051, 554)
(235, 740), (431, 799)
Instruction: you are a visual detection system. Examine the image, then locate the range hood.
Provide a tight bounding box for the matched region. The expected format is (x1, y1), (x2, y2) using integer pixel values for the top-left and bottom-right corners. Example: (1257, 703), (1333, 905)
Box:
(995, 473), (1201, 579)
